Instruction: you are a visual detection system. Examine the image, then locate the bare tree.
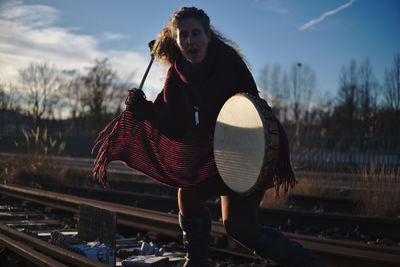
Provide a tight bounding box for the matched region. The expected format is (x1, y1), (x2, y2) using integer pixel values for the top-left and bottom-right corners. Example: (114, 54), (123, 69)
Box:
(0, 82), (8, 110)
(19, 62), (61, 127)
(258, 64), (270, 100)
(0, 82), (9, 136)
(311, 94), (334, 136)
(280, 72), (290, 123)
(336, 59), (359, 135)
(358, 57), (378, 136)
(258, 62), (315, 129)
(384, 54), (400, 112)
(290, 62), (316, 136)
(112, 71), (135, 115)
(0, 82), (23, 136)
(258, 63), (294, 123)
(59, 70), (87, 134)
(81, 58), (129, 131)
(269, 64), (283, 118)
(270, 64), (282, 97)
(81, 58), (117, 130)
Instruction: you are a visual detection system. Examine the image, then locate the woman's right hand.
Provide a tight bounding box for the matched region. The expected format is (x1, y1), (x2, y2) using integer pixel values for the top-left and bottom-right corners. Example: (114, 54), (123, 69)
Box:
(124, 88), (152, 120)
(125, 88), (147, 106)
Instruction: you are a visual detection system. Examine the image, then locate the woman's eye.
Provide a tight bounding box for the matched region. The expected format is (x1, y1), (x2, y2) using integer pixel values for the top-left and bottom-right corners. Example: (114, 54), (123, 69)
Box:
(180, 32), (188, 39)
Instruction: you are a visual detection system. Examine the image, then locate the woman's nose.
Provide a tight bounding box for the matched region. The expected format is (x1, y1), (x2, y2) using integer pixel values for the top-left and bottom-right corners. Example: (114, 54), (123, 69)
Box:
(187, 34), (193, 44)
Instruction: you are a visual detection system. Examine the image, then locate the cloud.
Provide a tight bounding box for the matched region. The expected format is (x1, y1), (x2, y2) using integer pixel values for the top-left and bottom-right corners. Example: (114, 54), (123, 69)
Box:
(0, 0), (59, 27)
(102, 32), (129, 41)
(0, 0), (164, 99)
(299, 0), (355, 31)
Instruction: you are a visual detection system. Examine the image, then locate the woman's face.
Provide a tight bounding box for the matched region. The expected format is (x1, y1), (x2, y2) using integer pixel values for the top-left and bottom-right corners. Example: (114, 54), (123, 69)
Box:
(176, 18), (210, 64)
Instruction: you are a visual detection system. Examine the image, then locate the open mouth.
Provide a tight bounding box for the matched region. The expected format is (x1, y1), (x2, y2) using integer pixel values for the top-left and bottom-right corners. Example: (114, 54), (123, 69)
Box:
(188, 48), (199, 57)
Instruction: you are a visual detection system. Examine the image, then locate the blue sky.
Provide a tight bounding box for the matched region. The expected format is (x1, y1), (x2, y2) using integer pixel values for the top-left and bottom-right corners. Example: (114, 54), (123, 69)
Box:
(0, 0), (399, 101)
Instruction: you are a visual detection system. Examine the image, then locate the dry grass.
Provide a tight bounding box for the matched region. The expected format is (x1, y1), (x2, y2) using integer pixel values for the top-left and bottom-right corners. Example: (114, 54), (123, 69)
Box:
(259, 187), (288, 209)
(260, 163), (400, 218)
(351, 164), (400, 217)
(259, 175), (341, 209)
(1, 126), (92, 188)
(14, 126), (66, 156)
(0, 156), (93, 188)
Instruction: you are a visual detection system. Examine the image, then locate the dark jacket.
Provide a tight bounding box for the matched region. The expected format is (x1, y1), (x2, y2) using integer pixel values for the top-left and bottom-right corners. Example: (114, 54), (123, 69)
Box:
(149, 38), (259, 139)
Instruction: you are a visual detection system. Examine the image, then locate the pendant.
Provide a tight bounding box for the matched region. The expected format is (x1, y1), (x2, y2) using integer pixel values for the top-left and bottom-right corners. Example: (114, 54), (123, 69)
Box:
(194, 106), (199, 126)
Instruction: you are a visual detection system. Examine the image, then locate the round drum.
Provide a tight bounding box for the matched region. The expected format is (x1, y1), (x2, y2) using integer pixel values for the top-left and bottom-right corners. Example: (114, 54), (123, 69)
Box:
(213, 93), (279, 195)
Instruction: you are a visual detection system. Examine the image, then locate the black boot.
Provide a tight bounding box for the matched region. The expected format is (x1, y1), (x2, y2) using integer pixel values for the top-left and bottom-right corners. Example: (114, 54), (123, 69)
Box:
(178, 210), (211, 267)
(254, 227), (328, 267)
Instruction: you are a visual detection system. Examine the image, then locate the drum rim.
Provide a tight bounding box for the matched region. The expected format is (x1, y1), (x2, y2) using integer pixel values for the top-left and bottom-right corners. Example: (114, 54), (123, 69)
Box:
(214, 93), (279, 195)
(248, 94), (279, 195)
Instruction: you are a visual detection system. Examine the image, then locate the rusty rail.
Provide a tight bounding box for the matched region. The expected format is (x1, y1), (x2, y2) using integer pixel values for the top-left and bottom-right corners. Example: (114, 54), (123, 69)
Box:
(0, 232), (68, 267)
(0, 184), (399, 267)
(0, 224), (108, 267)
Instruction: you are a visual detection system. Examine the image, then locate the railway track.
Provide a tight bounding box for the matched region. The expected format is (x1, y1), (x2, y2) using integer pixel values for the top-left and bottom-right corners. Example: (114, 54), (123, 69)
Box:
(0, 194), (109, 266)
(0, 184), (399, 266)
(40, 182), (400, 242)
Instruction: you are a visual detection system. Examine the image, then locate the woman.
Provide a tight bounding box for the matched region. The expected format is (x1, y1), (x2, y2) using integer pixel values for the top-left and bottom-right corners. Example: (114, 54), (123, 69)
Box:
(93, 6), (326, 267)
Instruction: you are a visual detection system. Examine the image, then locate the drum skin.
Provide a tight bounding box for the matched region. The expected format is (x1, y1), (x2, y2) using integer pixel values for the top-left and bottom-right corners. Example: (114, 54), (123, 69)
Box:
(214, 93), (279, 195)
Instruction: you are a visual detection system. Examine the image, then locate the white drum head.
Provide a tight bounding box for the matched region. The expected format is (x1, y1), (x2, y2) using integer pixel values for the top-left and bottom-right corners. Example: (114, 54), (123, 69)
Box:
(214, 94), (266, 194)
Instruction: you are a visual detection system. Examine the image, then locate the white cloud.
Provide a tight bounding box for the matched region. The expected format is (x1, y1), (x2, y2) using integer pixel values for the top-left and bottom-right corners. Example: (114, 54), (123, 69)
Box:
(299, 0), (355, 31)
(0, 0), (164, 100)
(0, 0), (59, 27)
(102, 32), (129, 41)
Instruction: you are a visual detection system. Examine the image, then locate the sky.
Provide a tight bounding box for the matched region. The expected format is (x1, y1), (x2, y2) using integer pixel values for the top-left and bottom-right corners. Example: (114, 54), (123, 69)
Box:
(0, 0), (399, 101)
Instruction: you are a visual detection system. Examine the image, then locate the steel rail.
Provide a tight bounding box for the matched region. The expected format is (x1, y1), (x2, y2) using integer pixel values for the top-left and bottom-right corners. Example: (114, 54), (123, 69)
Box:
(0, 232), (69, 267)
(0, 224), (108, 267)
(0, 184), (399, 267)
(0, 224), (109, 267)
(46, 182), (400, 239)
(0, 184), (182, 238)
(285, 234), (400, 267)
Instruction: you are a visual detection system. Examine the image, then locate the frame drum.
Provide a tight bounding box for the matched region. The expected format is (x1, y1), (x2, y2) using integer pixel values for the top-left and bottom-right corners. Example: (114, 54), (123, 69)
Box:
(214, 93), (279, 195)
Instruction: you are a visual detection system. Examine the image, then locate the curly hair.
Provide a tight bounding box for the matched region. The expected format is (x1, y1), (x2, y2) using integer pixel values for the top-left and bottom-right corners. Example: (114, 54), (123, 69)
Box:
(152, 6), (244, 66)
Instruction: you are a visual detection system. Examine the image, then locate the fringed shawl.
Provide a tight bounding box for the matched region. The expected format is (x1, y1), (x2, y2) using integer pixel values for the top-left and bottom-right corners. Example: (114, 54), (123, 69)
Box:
(92, 110), (218, 188)
(92, 38), (296, 196)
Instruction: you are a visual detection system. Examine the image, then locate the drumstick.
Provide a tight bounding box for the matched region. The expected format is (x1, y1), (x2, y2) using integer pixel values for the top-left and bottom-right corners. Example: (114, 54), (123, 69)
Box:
(138, 40), (156, 91)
